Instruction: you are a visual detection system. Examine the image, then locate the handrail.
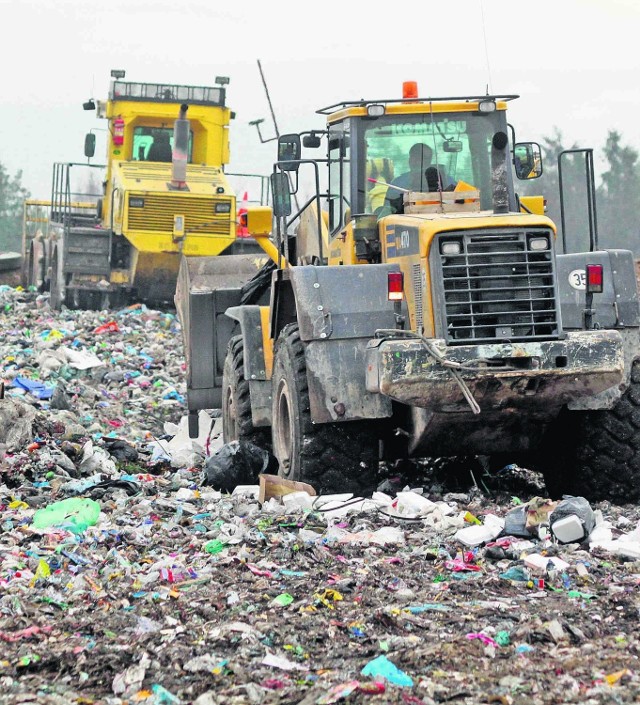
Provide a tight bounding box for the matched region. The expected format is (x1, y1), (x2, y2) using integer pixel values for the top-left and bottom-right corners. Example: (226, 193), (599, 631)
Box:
(317, 94), (520, 114)
(558, 148), (598, 253)
(273, 159), (324, 267)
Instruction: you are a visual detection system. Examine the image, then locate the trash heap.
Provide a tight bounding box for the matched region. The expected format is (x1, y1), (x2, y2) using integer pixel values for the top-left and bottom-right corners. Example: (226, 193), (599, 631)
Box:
(1, 286), (640, 704)
(0, 286), (186, 451)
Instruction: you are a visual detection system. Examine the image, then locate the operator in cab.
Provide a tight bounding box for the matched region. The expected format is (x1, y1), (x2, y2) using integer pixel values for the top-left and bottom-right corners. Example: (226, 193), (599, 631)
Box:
(384, 143), (455, 214)
(147, 131), (173, 162)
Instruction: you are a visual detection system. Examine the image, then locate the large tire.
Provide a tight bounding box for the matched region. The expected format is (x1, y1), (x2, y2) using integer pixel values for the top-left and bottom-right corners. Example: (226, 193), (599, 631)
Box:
(271, 323), (379, 495)
(539, 359), (640, 503)
(222, 336), (271, 449)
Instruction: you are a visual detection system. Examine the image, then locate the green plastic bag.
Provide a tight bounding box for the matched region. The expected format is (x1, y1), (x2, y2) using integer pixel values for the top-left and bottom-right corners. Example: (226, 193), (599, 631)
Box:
(32, 498), (101, 534)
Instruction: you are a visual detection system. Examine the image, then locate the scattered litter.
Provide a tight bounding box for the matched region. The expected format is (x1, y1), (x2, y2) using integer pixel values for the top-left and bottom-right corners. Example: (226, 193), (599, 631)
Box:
(550, 496), (596, 543)
(0, 286), (639, 704)
(31, 497), (101, 533)
(361, 655), (413, 687)
(203, 441), (278, 491)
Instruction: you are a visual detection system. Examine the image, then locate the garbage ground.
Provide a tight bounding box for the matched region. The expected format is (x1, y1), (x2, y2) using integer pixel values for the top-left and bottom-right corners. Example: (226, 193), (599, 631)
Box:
(1, 286), (639, 705)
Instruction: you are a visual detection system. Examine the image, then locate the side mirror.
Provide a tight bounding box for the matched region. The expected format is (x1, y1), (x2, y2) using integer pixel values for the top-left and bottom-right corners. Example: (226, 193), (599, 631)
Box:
(514, 142), (543, 180)
(84, 133), (96, 159)
(302, 132), (322, 149)
(271, 172), (292, 218)
(277, 133), (301, 171)
(83, 99), (96, 111)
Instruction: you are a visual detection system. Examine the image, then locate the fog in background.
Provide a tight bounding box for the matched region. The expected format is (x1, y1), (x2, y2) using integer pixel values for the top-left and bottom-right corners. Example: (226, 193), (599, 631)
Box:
(1, 0), (638, 203)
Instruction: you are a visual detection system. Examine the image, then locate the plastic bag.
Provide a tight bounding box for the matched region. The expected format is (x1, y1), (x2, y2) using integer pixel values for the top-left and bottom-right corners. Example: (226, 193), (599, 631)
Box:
(240, 259), (277, 306)
(503, 504), (530, 537)
(549, 496), (595, 543)
(361, 655), (413, 687)
(31, 497), (101, 534)
(202, 441), (278, 492)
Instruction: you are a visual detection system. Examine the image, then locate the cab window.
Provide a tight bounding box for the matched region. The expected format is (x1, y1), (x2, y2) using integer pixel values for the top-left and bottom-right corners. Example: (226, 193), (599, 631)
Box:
(360, 111), (504, 213)
(131, 126), (193, 162)
(328, 124), (350, 235)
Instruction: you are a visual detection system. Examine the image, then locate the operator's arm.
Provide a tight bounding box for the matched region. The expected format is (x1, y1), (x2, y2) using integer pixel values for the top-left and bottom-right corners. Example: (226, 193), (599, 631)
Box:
(384, 176), (408, 214)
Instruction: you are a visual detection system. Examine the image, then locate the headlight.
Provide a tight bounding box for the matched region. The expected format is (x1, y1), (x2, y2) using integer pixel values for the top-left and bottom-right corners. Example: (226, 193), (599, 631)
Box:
(367, 104), (385, 117)
(478, 99), (496, 113)
(529, 237), (549, 251)
(441, 240), (462, 255)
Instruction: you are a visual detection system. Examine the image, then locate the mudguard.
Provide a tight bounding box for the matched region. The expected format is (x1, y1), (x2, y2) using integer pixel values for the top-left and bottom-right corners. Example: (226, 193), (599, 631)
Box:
(225, 305), (271, 427)
(280, 264), (408, 423)
(556, 249), (640, 330)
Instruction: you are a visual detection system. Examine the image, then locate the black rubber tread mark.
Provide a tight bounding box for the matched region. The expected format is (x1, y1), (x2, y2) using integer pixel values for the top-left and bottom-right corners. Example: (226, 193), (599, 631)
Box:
(222, 335), (271, 450)
(272, 324), (378, 495)
(539, 359), (640, 502)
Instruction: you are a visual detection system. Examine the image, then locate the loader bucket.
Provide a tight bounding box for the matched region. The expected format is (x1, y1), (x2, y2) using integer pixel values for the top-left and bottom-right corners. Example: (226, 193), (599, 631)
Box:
(175, 254), (267, 419)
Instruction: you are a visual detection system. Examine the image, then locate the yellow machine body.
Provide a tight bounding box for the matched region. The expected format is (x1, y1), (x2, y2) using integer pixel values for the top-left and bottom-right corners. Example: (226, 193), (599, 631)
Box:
(96, 80), (237, 298)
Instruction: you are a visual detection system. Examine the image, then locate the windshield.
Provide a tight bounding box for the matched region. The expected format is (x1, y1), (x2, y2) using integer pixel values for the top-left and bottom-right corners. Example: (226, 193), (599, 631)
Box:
(131, 126), (193, 163)
(358, 110), (508, 214)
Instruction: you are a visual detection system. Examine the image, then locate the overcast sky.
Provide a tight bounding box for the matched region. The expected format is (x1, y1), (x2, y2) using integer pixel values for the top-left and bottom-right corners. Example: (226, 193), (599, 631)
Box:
(1, 0), (638, 199)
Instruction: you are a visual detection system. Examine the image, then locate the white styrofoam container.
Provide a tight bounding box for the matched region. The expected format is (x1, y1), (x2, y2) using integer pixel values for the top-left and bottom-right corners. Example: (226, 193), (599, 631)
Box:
(551, 514), (585, 543)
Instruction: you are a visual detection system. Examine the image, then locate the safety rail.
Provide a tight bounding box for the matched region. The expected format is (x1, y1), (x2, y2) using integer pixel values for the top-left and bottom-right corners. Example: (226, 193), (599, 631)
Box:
(272, 160), (327, 268)
(110, 81), (225, 107)
(50, 162), (105, 226)
(225, 173), (271, 206)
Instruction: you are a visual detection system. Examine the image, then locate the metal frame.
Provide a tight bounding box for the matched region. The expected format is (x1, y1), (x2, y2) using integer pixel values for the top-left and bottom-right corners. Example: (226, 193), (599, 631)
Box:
(272, 159), (326, 267)
(317, 95), (520, 115)
(109, 81), (225, 107)
(50, 162), (105, 226)
(225, 172), (271, 205)
(558, 148), (599, 253)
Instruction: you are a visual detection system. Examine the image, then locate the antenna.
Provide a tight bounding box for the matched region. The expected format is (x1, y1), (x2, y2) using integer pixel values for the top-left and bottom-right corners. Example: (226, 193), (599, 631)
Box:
(250, 60), (279, 143)
(479, 0), (493, 94)
(258, 59), (279, 138)
(251, 60), (301, 214)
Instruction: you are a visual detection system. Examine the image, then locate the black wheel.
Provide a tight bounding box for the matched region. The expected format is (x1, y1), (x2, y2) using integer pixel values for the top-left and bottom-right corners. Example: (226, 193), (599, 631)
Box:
(539, 359), (640, 502)
(222, 336), (271, 449)
(271, 323), (379, 495)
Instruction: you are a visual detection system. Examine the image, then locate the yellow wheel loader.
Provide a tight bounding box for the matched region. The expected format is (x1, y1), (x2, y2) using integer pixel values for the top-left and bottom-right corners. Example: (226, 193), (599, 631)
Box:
(176, 85), (640, 501)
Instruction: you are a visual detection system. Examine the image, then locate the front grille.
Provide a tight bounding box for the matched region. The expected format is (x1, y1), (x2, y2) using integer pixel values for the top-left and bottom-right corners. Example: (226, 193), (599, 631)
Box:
(439, 229), (559, 343)
(126, 194), (233, 236)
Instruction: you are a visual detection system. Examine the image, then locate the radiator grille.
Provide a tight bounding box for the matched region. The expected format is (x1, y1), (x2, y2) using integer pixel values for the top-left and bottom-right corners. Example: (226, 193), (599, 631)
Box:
(127, 194), (233, 236)
(439, 230), (559, 343)
(412, 263), (424, 332)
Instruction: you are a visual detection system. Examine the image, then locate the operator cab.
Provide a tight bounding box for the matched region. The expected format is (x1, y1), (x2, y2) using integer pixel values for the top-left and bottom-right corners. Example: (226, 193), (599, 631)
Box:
(86, 76), (230, 171)
(131, 126), (194, 162)
(320, 89), (542, 236)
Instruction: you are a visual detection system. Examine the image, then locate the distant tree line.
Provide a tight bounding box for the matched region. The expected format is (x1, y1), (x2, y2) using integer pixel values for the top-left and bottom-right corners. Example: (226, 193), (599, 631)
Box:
(518, 129), (640, 256)
(0, 163), (29, 252)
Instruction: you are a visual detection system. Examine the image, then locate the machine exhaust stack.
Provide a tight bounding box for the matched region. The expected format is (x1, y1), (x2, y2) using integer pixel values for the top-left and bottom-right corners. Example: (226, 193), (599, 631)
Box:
(491, 131), (510, 214)
(171, 103), (190, 190)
